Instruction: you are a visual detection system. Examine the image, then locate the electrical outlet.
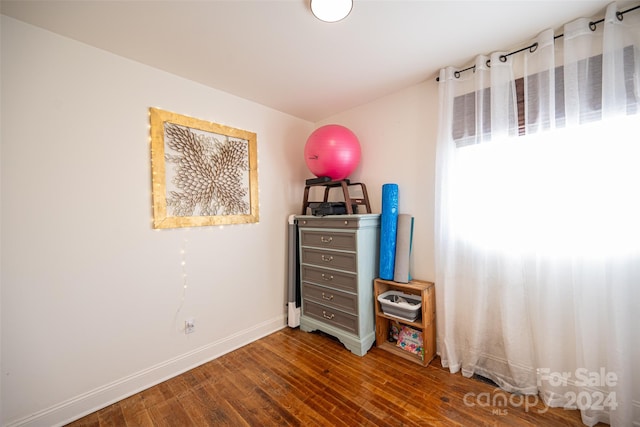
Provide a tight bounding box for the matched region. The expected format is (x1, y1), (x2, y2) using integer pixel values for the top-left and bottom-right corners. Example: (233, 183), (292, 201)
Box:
(185, 318), (195, 334)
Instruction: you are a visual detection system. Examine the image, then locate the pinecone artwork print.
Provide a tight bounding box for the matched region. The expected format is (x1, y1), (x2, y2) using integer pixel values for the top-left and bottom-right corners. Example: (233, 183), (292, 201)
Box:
(163, 122), (250, 217)
(149, 108), (258, 229)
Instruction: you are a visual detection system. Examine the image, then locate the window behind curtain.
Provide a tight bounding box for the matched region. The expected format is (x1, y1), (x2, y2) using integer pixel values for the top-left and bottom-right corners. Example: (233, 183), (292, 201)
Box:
(451, 45), (637, 148)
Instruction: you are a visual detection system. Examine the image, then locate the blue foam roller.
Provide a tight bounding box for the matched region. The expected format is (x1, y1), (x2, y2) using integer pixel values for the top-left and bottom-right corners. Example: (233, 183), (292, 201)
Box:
(379, 183), (399, 280)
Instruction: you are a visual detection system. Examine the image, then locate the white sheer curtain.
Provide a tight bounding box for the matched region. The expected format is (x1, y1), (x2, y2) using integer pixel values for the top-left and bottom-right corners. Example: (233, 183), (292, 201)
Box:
(435, 3), (640, 426)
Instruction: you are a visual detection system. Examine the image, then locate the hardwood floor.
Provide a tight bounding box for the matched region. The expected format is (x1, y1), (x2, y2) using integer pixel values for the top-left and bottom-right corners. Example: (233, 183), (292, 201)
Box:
(67, 327), (591, 426)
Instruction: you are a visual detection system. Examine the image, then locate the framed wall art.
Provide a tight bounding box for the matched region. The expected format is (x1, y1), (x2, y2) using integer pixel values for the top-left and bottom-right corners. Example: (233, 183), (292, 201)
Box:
(149, 107), (258, 229)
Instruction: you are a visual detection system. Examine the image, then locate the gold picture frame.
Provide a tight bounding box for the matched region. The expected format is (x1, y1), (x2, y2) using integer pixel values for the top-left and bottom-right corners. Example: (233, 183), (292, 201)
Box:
(149, 107), (258, 229)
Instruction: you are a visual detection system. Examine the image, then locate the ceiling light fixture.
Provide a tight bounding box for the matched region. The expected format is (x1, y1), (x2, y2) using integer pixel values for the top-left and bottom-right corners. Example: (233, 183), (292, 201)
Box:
(310, 0), (353, 23)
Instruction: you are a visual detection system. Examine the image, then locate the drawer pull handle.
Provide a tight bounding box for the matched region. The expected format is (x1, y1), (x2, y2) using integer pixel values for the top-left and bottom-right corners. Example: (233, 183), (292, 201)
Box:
(321, 274), (334, 281)
(320, 236), (333, 243)
(322, 293), (334, 301)
(322, 311), (335, 320)
(321, 255), (334, 262)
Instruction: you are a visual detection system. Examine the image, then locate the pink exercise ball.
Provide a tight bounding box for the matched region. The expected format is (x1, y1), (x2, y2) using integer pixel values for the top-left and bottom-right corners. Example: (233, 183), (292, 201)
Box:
(304, 124), (361, 181)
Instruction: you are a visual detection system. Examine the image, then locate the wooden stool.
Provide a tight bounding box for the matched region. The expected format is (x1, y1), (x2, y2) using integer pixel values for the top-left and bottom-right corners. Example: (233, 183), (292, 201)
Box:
(301, 179), (372, 215)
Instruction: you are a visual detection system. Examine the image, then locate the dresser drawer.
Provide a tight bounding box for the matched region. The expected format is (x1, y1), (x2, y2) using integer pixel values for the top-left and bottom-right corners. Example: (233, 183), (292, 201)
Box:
(301, 247), (357, 272)
(302, 300), (358, 335)
(298, 217), (361, 229)
(300, 230), (356, 251)
(302, 282), (358, 315)
(301, 265), (358, 293)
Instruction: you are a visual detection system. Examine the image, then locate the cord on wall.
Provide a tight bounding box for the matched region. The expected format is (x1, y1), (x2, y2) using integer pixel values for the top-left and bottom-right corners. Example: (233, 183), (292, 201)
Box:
(173, 237), (189, 331)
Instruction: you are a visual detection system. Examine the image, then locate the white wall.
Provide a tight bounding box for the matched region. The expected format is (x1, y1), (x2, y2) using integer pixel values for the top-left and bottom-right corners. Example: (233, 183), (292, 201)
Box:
(1, 16), (312, 426)
(318, 81), (440, 282)
(1, 13), (440, 427)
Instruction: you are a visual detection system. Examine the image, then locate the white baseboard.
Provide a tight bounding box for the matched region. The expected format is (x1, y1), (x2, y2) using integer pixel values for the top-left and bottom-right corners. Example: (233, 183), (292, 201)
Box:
(6, 316), (286, 427)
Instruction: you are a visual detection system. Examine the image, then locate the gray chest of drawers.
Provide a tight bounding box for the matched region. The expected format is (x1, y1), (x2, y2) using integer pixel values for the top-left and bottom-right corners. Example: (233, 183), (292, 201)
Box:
(295, 214), (380, 356)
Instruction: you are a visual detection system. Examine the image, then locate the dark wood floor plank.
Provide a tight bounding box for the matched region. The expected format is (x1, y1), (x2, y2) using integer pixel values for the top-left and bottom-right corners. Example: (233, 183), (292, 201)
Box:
(253, 342), (379, 425)
(215, 352), (294, 426)
(95, 403), (126, 426)
(117, 393), (146, 416)
(236, 351), (330, 425)
(174, 387), (231, 426)
(224, 346), (311, 426)
(260, 332), (425, 426)
(250, 341), (365, 426)
(192, 380), (251, 426)
(121, 407), (155, 427)
(66, 328), (596, 427)
(148, 396), (194, 426)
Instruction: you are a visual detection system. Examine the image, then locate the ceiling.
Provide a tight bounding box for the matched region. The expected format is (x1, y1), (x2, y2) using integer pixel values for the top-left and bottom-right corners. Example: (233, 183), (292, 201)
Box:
(1, 0), (619, 122)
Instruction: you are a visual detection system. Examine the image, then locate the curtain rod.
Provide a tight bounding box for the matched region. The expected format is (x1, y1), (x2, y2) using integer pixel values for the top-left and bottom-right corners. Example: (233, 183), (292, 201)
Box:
(436, 4), (640, 82)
